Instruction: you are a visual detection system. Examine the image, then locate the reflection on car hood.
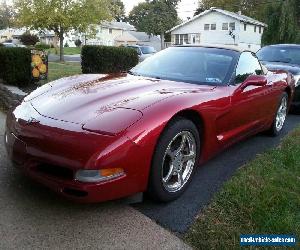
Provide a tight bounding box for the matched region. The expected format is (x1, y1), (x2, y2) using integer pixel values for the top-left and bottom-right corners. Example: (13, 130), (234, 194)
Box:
(28, 74), (215, 124)
(261, 61), (300, 75)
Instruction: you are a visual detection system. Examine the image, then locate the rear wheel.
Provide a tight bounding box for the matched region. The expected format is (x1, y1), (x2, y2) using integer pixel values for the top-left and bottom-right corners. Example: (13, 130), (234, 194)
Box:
(148, 118), (200, 202)
(268, 93), (288, 136)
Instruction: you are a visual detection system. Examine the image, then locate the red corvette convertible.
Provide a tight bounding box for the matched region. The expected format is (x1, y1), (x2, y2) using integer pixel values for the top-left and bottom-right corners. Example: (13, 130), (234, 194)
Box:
(5, 46), (295, 202)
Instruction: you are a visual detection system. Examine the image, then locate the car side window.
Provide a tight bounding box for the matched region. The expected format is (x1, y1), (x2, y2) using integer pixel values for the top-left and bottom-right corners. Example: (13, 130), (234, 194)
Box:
(235, 52), (263, 84)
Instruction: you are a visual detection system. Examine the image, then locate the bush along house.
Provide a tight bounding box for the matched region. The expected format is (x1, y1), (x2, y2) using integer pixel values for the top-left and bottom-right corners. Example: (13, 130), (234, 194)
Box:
(168, 7), (267, 52)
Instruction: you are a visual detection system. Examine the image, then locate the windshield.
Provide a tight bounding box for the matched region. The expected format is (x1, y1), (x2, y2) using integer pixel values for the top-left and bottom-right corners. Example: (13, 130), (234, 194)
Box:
(141, 46), (156, 54)
(257, 46), (300, 65)
(130, 47), (238, 85)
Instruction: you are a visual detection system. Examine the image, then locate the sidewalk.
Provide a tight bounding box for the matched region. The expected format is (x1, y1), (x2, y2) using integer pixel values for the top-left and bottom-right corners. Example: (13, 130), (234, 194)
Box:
(0, 111), (190, 250)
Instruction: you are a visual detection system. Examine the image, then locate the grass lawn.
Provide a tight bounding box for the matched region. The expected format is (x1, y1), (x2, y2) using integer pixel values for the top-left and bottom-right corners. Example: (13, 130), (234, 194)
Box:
(185, 128), (300, 249)
(47, 62), (82, 82)
(47, 47), (81, 55)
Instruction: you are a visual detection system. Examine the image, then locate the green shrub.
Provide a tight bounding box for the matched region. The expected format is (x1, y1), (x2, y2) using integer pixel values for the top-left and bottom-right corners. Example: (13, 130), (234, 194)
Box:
(20, 32), (39, 46)
(0, 47), (32, 87)
(35, 43), (50, 50)
(75, 39), (82, 47)
(81, 45), (139, 74)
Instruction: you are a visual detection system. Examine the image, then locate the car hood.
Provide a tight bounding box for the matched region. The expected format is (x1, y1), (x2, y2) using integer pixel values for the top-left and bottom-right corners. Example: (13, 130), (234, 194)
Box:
(261, 61), (300, 75)
(27, 74), (215, 124)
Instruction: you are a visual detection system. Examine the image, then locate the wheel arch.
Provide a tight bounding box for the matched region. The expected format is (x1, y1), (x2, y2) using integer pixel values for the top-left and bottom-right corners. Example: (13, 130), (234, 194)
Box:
(160, 109), (205, 156)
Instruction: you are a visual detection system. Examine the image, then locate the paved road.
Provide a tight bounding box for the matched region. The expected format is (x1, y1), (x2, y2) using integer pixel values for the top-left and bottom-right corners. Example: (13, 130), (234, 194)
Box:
(135, 115), (300, 233)
(48, 54), (81, 62)
(0, 112), (190, 249)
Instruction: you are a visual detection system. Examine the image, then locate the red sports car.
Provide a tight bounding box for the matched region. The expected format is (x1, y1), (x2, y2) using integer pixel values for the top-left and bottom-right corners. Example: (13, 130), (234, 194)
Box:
(5, 46), (295, 202)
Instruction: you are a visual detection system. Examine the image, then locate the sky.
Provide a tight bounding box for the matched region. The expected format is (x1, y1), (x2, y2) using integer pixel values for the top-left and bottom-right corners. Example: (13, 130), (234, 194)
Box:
(123, 0), (199, 21)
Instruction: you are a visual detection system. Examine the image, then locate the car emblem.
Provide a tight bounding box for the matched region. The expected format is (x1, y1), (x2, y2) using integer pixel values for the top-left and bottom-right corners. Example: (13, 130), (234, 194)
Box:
(26, 117), (40, 125)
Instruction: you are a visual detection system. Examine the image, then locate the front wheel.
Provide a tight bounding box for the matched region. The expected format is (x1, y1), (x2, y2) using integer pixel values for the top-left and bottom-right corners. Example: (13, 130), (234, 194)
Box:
(268, 93), (288, 136)
(148, 118), (200, 202)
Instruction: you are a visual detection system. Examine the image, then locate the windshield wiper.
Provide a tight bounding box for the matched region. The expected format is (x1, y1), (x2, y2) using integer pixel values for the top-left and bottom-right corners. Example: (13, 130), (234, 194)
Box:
(128, 70), (141, 76)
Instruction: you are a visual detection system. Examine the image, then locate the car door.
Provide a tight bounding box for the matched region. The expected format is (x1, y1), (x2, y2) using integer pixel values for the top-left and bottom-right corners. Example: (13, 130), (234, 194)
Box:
(220, 52), (272, 144)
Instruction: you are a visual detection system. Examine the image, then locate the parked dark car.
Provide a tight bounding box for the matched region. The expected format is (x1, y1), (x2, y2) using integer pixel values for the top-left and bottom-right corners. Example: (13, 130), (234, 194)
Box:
(257, 44), (300, 112)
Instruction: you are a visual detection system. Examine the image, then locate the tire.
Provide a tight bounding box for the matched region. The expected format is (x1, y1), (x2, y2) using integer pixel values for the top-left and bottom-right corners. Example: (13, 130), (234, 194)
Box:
(148, 117), (200, 202)
(267, 93), (288, 136)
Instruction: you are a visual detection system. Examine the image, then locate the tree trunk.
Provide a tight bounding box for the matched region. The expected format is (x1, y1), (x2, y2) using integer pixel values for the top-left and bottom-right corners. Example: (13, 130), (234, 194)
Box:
(160, 32), (165, 50)
(59, 28), (64, 62)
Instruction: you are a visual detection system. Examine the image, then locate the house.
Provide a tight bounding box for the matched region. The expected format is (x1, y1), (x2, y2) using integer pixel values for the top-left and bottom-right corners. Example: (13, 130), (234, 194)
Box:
(115, 31), (161, 51)
(168, 7), (267, 52)
(0, 28), (27, 43)
(85, 21), (136, 46)
(39, 30), (57, 46)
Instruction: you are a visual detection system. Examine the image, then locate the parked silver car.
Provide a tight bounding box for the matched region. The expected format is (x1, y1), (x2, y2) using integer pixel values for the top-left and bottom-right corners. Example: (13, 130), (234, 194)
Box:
(126, 45), (157, 62)
(2, 42), (17, 47)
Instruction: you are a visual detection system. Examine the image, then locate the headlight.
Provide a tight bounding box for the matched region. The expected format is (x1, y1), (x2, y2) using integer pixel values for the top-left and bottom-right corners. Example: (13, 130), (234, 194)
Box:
(75, 168), (125, 183)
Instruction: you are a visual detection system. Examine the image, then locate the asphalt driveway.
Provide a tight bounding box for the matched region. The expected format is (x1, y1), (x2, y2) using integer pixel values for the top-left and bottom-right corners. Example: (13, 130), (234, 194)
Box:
(135, 115), (300, 233)
(0, 112), (189, 249)
(1, 110), (300, 244)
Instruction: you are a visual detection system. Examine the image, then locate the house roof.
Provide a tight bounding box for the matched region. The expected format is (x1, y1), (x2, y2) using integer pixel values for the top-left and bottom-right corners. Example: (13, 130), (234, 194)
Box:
(168, 7), (267, 33)
(115, 32), (139, 42)
(101, 21), (136, 31)
(128, 31), (150, 41)
(39, 30), (56, 38)
(115, 31), (161, 43)
(0, 28), (27, 37)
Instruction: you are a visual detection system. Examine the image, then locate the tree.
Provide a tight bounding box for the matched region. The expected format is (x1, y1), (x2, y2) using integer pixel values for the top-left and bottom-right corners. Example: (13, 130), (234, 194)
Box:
(110, 0), (126, 22)
(75, 39), (82, 47)
(20, 32), (39, 46)
(15, 0), (111, 61)
(128, 0), (181, 49)
(0, 1), (14, 29)
(128, 2), (152, 32)
(262, 0), (298, 45)
(199, 0), (266, 21)
(194, 4), (205, 16)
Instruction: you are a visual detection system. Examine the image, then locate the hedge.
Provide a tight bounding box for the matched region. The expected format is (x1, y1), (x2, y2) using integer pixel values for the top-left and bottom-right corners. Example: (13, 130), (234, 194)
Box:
(0, 47), (32, 87)
(81, 46), (139, 74)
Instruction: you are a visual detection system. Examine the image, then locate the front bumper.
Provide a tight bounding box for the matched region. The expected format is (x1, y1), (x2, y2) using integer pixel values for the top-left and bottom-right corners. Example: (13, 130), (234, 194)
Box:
(12, 159), (130, 203)
(4, 104), (150, 203)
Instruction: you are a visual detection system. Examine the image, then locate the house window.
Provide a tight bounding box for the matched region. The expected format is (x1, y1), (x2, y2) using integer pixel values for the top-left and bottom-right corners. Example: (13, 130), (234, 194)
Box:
(222, 23), (228, 30)
(244, 24), (247, 31)
(254, 26), (257, 32)
(259, 26), (262, 33)
(109, 28), (112, 34)
(229, 22), (235, 30)
(175, 34), (188, 45)
(182, 34), (188, 44)
(175, 34), (180, 44)
(211, 24), (216, 30)
(204, 24), (210, 30)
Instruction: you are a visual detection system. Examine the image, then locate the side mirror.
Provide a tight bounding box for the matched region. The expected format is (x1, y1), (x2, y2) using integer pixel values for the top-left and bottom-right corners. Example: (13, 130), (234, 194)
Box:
(241, 75), (267, 89)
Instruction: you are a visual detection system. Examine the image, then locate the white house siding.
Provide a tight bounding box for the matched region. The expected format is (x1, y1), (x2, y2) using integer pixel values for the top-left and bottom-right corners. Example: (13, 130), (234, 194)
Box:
(170, 11), (265, 52)
(172, 12), (239, 46)
(238, 22), (264, 52)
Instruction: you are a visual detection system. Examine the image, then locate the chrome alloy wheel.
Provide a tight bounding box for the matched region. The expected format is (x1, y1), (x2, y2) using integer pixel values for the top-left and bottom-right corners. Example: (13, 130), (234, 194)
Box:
(275, 96), (288, 132)
(161, 131), (197, 193)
